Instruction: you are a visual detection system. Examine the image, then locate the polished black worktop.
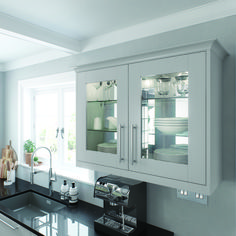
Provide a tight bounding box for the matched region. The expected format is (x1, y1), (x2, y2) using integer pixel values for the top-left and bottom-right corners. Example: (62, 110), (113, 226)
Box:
(0, 178), (174, 236)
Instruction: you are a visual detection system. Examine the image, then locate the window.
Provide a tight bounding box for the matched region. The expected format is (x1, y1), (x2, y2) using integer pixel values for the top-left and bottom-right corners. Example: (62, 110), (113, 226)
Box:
(33, 86), (76, 168)
(19, 72), (94, 184)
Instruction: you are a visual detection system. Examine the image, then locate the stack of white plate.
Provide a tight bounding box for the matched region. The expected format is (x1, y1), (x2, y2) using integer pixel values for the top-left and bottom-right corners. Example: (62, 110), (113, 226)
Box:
(154, 147), (188, 164)
(155, 117), (188, 135)
(97, 143), (117, 154)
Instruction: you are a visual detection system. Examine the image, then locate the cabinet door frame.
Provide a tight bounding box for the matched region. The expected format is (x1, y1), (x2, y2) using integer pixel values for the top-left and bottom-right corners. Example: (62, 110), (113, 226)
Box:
(129, 52), (206, 185)
(76, 65), (129, 170)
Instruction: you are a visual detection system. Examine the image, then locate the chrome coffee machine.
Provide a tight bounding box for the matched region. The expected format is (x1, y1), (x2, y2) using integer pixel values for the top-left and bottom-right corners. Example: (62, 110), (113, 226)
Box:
(94, 175), (146, 236)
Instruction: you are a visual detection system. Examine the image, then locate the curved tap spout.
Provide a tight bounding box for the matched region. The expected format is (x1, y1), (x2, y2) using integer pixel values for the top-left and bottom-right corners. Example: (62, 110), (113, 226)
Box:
(30, 146), (56, 196)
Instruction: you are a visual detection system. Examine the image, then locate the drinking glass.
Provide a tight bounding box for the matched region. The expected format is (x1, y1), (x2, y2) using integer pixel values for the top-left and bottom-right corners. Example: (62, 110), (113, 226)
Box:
(157, 77), (171, 96)
(175, 75), (188, 96)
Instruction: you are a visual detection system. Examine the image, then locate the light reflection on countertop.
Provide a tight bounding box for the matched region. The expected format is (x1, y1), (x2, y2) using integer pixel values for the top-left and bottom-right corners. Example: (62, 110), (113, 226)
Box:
(1, 204), (99, 236)
(33, 212), (90, 236)
(0, 200), (101, 236)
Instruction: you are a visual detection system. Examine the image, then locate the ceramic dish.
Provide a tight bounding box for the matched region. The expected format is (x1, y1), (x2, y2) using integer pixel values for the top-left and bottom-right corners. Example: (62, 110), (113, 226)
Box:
(153, 148), (188, 164)
(155, 117), (188, 124)
(156, 124), (188, 135)
(97, 143), (117, 154)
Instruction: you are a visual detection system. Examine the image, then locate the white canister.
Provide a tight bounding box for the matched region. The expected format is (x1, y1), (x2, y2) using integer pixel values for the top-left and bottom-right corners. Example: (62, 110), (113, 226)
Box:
(94, 117), (102, 130)
(4, 170), (14, 186)
(10, 170), (15, 183)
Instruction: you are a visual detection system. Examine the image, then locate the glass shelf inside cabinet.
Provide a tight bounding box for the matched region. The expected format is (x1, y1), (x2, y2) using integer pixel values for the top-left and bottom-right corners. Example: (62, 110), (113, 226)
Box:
(86, 80), (117, 154)
(141, 72), (189, 165)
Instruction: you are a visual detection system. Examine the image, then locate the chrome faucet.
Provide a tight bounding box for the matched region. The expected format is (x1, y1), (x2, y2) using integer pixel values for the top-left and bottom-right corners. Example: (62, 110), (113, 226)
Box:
(30, 146), (56, 196)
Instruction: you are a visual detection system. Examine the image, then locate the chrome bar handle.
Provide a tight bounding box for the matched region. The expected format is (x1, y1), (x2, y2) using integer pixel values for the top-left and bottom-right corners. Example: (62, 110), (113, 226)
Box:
(119, 124), (125, 162)
(0, 217), (18, 230)
(131, 124), (137, 165)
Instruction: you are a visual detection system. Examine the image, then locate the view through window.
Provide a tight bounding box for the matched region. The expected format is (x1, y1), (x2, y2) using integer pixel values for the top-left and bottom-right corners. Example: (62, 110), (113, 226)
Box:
(34, 87), (76, 167)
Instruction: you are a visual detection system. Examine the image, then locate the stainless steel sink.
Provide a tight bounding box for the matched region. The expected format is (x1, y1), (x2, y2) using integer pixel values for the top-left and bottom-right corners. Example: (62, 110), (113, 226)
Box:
(0, 191), (65, 218)
(0, 190), (67, 235)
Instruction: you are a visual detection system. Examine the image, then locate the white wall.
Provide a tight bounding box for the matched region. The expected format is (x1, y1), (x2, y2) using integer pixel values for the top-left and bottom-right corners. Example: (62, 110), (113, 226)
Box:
(3, 15), (236, 236)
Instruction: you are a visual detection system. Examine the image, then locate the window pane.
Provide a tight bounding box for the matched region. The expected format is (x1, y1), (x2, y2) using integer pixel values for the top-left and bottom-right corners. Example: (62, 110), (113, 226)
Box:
(35, 93), (59, 161)
(64, 90), (76, 165)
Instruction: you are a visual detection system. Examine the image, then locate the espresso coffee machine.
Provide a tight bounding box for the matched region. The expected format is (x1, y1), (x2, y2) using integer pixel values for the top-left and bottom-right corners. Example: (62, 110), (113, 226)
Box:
(94, 175), (146, 236)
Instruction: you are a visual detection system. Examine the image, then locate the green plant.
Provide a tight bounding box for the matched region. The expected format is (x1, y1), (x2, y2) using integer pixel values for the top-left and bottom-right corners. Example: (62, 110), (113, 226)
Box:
(24, 139), (36, 153)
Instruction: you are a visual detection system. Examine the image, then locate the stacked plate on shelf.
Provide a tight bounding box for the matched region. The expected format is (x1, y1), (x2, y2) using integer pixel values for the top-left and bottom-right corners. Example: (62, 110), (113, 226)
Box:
(154, 145), (188, 164)
(97, 143), (117, 154)
(155, 117), (188, 135)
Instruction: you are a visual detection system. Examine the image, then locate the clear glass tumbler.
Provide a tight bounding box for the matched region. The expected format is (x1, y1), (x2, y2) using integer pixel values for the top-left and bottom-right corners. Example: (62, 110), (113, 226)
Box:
(157, 77), (171, 96)
(175, 75), (189, 96)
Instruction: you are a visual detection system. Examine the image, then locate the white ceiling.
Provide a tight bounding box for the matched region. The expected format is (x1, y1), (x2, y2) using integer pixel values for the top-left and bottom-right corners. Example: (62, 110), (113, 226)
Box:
(0, 33), (53, 63)
(0, 0), (235, 71)
(0, 0), (216, 40)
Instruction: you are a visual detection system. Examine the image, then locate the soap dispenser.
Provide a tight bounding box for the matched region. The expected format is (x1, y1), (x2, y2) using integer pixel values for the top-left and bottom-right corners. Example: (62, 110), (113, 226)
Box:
(60, 180), (69, 200)
(69, 182), (78, 204)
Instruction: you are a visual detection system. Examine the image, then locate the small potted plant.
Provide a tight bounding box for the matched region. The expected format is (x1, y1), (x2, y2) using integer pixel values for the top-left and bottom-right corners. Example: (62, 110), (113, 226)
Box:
(24, 139), (36, 166)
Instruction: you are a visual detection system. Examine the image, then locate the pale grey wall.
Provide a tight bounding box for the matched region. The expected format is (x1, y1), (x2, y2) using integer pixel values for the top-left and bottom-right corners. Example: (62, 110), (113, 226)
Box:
(3, 15), (236, 236)
(144, 17), (236, 236)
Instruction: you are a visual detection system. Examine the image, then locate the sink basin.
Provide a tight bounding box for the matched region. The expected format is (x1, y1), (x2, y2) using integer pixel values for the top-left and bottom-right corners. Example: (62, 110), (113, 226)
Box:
(0, 190), (67, 235)
(0, 190), (65, 218)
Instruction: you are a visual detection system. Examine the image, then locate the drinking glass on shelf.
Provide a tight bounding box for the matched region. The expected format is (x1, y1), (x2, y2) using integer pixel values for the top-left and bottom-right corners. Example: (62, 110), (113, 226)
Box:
(175, 75), (189, 96)
(157, 77), (171, 96)
(104, 80), (117, 100)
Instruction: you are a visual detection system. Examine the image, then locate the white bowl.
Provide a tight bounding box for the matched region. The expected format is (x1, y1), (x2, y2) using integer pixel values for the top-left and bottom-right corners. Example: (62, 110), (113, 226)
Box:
(97, 143), (117, 154)
(154, 148), (188, 164)
(155, 117), (188, 124)
(156, 124), (188, 135)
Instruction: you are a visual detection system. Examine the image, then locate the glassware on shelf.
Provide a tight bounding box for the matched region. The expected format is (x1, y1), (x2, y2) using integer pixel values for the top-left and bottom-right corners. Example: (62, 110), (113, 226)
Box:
(104, 80), (117, 101)
(157, 77), (171, 96)
(141, 71), (189, 165)
(87, 80), (117, 101)
(175, 75), (189, 96)
(86, 80), (118, 153)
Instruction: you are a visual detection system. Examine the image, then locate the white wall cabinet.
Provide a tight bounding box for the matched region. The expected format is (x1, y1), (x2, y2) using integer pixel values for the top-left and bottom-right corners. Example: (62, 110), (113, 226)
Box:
(76, 40), (227, 195)
(76, 65), (129, 170)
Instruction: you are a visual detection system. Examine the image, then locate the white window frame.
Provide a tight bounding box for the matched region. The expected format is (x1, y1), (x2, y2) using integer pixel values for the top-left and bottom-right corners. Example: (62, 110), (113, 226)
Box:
(32, 85), (76, 168)
(18, 71), (94, 184)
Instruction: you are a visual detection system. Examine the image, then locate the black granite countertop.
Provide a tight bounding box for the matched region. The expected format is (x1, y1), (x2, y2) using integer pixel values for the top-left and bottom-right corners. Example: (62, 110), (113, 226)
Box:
(0, 178), (174, 236)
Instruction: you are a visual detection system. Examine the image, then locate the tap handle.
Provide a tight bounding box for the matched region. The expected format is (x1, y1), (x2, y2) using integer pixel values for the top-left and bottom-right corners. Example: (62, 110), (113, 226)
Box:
(61, 128), (64, 139)
(56, 128), (59, 138)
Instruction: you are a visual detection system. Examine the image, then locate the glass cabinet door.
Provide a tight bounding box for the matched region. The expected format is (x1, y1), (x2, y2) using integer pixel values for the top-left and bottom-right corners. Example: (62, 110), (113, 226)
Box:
(129, 53), (206, 184)
(77, 65), (128, 169)
(86, 80), (118, 154)
(141, 72), (189, 165)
